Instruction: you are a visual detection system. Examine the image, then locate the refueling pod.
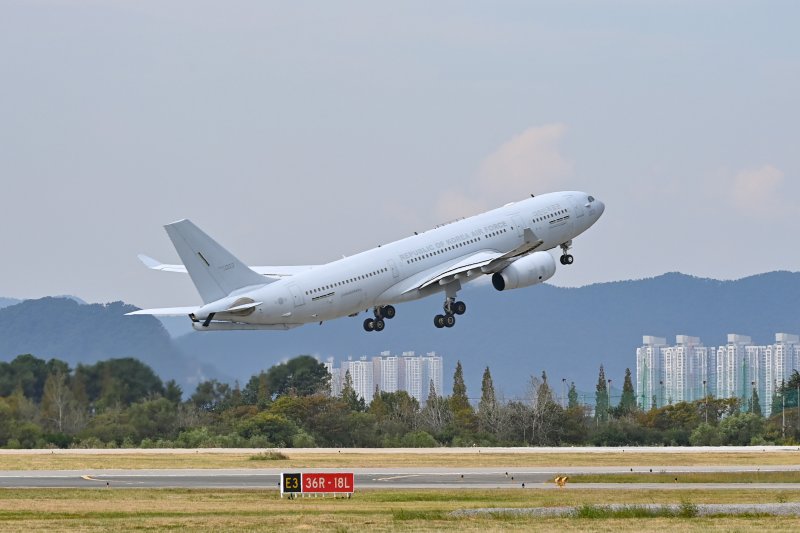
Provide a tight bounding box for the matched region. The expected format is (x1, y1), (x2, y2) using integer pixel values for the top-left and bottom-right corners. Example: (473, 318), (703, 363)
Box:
(491, 251), (557, 291)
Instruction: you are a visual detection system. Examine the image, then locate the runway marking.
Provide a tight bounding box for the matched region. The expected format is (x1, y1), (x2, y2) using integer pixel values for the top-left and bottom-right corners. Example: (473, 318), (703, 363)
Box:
(376, 474), (421, 481)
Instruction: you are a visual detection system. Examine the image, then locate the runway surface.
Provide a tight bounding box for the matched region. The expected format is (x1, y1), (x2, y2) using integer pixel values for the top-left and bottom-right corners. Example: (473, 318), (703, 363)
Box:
(1, 466), (798, 490)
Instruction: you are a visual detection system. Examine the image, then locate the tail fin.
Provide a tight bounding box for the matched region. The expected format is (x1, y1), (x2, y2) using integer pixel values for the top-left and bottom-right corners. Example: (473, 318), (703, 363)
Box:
(164, 219), (268, 303)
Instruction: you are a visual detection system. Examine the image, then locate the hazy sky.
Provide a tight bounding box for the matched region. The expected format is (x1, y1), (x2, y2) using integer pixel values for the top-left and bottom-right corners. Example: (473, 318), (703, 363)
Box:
(1, 1), (798, 308)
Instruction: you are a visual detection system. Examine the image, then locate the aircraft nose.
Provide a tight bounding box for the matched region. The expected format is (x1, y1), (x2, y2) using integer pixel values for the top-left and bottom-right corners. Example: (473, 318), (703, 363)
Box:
(596, 199), (605, 217)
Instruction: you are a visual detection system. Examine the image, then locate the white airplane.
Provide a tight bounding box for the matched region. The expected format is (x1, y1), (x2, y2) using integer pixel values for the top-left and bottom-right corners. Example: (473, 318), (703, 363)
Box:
(128, 191), (604, 331)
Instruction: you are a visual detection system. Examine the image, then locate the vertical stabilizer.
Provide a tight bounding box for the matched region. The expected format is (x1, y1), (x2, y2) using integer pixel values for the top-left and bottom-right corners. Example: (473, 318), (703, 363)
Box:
(164, 219), (267, 303)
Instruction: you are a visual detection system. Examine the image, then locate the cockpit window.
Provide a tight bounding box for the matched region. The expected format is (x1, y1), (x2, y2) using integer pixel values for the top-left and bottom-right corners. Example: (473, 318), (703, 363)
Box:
(588, 196), (595, 203)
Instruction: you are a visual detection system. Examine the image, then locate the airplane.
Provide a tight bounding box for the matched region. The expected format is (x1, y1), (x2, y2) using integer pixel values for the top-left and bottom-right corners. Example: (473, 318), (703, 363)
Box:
(127, 191), (604, 332)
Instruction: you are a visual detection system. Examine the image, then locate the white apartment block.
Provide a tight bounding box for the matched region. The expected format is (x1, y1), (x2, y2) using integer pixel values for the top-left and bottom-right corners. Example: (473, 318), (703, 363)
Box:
(324, 351), (446, 406)
(399, 351), (423, 402)
(636, 336), (666, 410)
(323, 357), (342, 397)
(372, 351), (398, 393)
(637, 333), (800, 416)
(343, 356), (374, 404)
(421, 351), (444, 401)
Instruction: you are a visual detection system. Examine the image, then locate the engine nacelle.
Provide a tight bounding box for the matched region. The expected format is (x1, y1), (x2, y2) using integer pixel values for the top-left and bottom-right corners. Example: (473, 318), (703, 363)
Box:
(492, 251), (557, 291)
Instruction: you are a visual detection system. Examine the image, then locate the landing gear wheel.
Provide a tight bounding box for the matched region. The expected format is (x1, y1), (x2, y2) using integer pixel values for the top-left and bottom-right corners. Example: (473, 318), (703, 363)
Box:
(383, 305), (396, 319)
(373, 318), (385, 332)
(453, 301), (466, 315)
(560, 254), (574, 265)
(434, 314), (446, 328)
(363, 318), (375, 332)
(444, 314), (456, 328)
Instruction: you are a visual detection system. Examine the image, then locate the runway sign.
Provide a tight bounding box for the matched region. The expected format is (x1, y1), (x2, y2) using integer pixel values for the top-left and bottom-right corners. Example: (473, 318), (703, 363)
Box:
(281, 472), (354, 496)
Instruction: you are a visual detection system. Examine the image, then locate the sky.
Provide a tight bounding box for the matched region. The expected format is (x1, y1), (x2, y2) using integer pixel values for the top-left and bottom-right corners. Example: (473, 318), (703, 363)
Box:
(1, 1), (798, 309)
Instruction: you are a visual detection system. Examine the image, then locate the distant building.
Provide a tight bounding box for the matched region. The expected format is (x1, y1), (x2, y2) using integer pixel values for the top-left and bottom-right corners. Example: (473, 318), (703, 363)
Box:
(323, 357), (342, 397)
(421, 351), (444, 401)
(636, 336), (666, 410)
(373, 351), (398, 393)
(636, 332), (800, 416)
(343, 356), (374, 403)
(399, 351), (423, 402)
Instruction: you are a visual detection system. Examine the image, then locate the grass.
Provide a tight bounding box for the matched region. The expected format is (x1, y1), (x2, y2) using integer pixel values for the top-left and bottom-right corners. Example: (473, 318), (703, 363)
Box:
(0, 488), (797, 532)
(569, 471), (800, 483)
(248, 451), (289, 461)
(2, 450), (800, 470)
(573, 501), (699, 518)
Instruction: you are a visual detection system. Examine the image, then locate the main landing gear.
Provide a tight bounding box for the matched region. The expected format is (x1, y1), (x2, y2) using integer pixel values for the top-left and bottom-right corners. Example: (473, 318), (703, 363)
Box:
(559, 241), (574, 265)
(363, 305), (396, 332)
(434, 298), (466, 329)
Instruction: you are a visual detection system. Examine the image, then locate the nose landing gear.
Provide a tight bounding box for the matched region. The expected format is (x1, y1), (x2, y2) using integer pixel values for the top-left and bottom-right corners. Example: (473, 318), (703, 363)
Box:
(560, 241), (574, 265)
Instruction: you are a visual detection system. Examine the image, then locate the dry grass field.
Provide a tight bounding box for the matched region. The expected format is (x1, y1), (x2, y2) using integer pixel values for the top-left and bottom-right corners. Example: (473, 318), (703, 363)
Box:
(1, 449), (799, 470)
(0, 488), (799, 532)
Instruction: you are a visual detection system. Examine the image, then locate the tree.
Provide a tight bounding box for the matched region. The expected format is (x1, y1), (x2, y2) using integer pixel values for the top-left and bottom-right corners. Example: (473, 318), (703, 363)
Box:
(164, 379), (183, 404)
(264, 355), (330, 398)
(478, 367), (498, 432)
(41, 369), (72, 432)
(567, 382), (579, 409)
(80, 358), (164, 407)
(595, 365), (608, 422)
(340, 370), (364, 412)
(618, 368), (637, 416)
(525, 372), (563, 445)
(190, 379), (231, 411)
(419, 380), (452, 435)
(449, 361), (476, 432)
(749, 386), (762, 417)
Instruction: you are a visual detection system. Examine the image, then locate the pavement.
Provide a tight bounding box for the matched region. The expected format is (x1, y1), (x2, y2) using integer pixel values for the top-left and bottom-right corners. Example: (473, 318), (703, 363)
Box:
(0, 466), (798, 490)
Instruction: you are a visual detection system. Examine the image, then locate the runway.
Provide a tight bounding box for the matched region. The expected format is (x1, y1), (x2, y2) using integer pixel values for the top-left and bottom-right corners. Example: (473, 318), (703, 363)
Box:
(1, 466), (798, 490)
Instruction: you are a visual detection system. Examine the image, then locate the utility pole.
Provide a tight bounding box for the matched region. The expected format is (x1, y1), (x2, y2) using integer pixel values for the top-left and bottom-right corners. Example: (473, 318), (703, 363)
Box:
(659, 380), (664, 409)
(561, 378), (567, 409)
(703, 380), (708, 424)
(782, 392), (786, 439)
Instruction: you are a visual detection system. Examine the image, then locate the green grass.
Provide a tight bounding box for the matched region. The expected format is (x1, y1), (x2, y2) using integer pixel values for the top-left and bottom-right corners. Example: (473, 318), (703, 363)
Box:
(569, 471), (800, 483)
(0, 488), (798, 532)
(248, 451), (288, 461)
(574, 500), (699, 518)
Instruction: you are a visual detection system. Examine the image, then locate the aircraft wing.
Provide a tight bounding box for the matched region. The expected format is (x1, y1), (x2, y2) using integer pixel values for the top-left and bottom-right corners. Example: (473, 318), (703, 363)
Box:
(138, 255), (316, 278)
(402, 228), (545, 293)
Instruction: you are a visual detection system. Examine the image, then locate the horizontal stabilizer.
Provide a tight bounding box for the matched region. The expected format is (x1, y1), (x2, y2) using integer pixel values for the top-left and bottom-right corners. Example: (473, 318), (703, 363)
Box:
(138, 254), (188, 273)
(137, 254), (317, 278)
(126, 306), (199, 317)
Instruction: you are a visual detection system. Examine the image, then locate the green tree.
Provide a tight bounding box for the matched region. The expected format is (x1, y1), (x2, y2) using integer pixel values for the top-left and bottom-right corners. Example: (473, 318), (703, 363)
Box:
(567, 382), (579, 409)
(618, 368), (637, 416)
(595, 365), (608, 423)
(264, 355), (330, 397)
(80, 358), (164, 407)
(719, 412), (765, 445)
(749, 386), (762, 417)
(190, 379), (231, 411)
(449, 361), (477, 432)
(164, 379), (183, 404)
(340, 370), (364, 412)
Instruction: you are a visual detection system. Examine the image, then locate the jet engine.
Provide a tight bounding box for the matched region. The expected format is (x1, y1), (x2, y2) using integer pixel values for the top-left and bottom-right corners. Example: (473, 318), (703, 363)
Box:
(491, 251), (556, 291)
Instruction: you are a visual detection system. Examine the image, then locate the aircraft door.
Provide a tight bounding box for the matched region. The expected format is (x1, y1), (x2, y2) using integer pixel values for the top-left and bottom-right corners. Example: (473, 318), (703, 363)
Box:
(287, 283), (305, 307)
(388, 259), (400, 279)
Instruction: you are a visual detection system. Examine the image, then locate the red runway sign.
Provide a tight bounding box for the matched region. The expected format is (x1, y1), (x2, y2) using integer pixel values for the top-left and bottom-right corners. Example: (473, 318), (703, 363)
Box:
(281, 472), (354, 495)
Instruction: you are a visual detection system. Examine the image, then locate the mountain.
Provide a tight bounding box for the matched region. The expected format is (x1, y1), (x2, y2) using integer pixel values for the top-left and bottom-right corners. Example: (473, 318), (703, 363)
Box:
(0, 297), (20, 310)
(0, 297), (225, 390)
(176, 271), (800, 399)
